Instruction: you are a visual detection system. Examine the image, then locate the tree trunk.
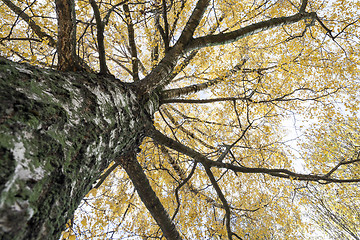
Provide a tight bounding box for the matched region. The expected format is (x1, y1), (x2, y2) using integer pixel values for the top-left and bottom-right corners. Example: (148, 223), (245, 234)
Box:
(0, 57), (158, 240)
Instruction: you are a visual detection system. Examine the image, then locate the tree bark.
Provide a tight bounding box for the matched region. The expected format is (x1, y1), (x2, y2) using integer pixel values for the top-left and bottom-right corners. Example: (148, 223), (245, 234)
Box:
(0, 57), (158, 239)
(55, 0), (80, 71)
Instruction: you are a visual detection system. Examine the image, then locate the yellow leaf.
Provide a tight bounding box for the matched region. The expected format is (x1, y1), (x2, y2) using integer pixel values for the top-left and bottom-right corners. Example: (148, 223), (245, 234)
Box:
(62, 231), (69, 239)
(69, 235), (76, 240)
(31, 55), (37, 62)
(81, 218), (87, 226)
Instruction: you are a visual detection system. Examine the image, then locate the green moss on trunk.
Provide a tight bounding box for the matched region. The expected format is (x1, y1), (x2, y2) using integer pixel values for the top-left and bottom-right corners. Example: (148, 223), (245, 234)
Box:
(0, 58), (158, 240)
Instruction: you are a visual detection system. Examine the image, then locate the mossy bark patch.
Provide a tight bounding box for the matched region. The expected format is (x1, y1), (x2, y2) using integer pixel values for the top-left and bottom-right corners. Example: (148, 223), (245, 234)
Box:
(0, 58), (159, 239)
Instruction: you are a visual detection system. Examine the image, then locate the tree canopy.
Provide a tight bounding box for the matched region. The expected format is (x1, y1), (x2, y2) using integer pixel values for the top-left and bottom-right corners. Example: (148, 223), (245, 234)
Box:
(1, 0), (360, 239)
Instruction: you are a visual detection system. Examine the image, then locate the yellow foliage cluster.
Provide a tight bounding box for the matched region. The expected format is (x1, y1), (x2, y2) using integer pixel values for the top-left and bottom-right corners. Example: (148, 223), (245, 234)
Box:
(2, 0), (360, 239)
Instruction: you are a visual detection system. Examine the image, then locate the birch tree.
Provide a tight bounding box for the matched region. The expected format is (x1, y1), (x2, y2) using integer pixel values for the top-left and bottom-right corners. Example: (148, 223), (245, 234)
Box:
(1, 0), (360, 239)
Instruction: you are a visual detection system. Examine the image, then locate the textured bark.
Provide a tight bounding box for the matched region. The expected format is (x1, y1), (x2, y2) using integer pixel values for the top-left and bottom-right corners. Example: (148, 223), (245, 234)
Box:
(55, 0), (80, 71)
(0, 1), (321, 239)
(0, 57), (158, 240)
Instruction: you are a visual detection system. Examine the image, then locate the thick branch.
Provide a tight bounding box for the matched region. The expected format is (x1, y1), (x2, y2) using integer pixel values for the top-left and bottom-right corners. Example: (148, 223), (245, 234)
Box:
(300, 0), (308, 12)
(2, 0), (91, 70)
(162, 14), (226, 87)
(176, 0), (210, 46)
(147, 127), (360, 183)
(133, 44), (183, 94)
(94, 162), (120, 189)
(117, 153), (182, 240)
(186, 12), (317, 52)
(161, 60), (246, 99)
(162, 0), (170, 51)
(55, 0), (81, 71)
(133, 0), (210, 94)
(134, 3), (223, 93)
(166, 50), (198, 84)
(90, 0), (109, 74)
(123, 3), (139, 80)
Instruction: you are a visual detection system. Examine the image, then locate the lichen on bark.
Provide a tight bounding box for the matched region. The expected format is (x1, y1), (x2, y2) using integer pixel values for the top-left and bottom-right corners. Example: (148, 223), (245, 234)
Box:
(0, 57), (157, 240)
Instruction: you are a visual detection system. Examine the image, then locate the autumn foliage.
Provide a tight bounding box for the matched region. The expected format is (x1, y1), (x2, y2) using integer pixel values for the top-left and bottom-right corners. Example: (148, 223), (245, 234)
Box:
(1, 0), (360, 239)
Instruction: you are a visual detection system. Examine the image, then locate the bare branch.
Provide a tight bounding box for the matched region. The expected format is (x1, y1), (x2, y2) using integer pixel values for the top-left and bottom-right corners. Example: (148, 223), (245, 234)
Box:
(117, 152), (182, 240)
(90, 0), (109, 74)
(147, 127), (360, 184)
(315, 15), (335, 39)
(162, 87), (340, 104)
(94, 162), (120, 189)
(0, 37), (42, 42)
(204, 166), (233, 239)
(161, 59), (247, 99)
(155, 0), (170, 51)
(324, 157), (360, 178)
(169, 0), (187, 39)
(123, 3), (139, 81)
(161, 144), (229, 212)
(161, 97), (246, 104)
(186, 11), (317, 52)
(216, 122), (252, 163)
(106, 53), (133, 75)
(162, 108), (215, 149)
(1, 0), (56, 47)
(172, 161), (197, 221)
(103, 0), (127, 26)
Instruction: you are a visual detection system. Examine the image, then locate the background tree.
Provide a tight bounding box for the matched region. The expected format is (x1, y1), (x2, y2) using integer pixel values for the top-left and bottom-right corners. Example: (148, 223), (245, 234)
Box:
(1, 0), (360, 239)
